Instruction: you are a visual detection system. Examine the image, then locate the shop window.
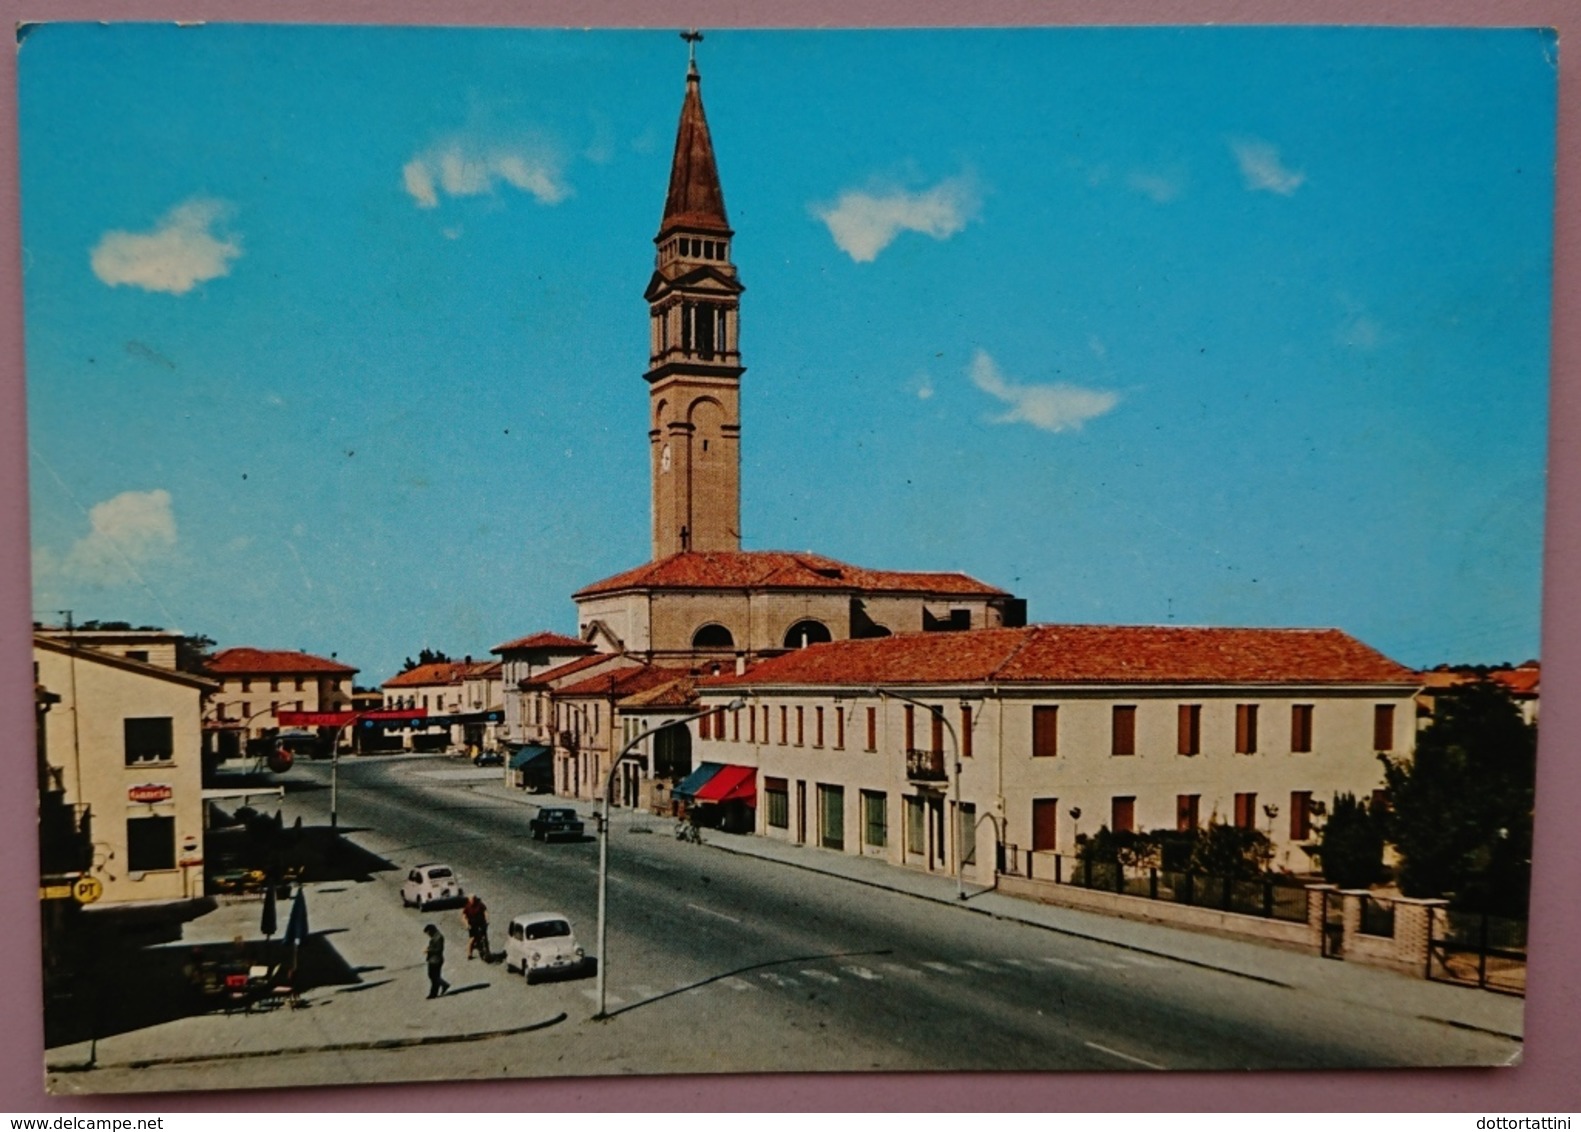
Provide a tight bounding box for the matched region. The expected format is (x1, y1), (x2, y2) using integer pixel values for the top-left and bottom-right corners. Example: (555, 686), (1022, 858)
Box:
(126, 814), (176, 872)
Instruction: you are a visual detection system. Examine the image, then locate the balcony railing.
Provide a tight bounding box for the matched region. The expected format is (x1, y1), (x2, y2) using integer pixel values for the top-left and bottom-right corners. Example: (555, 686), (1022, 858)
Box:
(39, 796), (93, 877)
(905, 748), (947, 782)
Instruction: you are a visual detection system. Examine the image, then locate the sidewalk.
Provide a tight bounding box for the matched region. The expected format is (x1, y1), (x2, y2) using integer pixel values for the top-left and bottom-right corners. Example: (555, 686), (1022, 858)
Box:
(687, 820), (1525, 1042)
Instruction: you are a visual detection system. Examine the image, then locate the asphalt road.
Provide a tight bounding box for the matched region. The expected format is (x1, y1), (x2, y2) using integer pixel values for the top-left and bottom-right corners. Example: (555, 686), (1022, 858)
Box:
(175, 753), (1520, 1082)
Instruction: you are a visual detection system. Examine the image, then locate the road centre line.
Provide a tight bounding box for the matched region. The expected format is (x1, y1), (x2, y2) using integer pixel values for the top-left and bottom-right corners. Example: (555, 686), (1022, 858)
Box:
(1084, 1041), (1167, 1070)
(685, 902), (741, 923)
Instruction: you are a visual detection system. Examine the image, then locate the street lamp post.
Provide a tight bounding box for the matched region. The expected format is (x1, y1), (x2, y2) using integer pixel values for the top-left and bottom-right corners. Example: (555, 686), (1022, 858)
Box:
(873, 689), (966, 901)
(594, 698), (743, 1020)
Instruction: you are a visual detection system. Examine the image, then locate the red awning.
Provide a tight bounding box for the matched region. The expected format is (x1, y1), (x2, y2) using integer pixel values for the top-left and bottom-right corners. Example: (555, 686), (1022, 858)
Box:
(691, 764), (755, 805)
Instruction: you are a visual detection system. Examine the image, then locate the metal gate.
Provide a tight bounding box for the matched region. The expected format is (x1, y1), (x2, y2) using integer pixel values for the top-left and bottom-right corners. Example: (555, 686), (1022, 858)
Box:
(1426, 906), (1527, 996)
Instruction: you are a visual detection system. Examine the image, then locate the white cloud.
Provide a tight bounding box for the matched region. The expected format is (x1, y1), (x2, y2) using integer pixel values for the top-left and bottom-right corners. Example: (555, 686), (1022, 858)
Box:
(62, 489), (177, 586)
(968, 350), (1119, 434)
(90, 199), (241, 295)
(402, 139), (570, 209)
(812, 175), (980, 263)
(1231, 138), (1305, 196)
(1125, 169), (1183, 203)
(915, 373), (935, 401)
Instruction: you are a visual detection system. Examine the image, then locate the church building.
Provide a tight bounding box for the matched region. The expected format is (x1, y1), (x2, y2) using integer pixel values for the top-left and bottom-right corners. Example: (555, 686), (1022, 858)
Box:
(572, 45), (1024, 669)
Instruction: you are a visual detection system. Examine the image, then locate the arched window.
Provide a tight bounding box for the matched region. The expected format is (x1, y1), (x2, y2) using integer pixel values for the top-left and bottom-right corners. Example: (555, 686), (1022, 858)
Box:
(692, 623), (735, 649)
(783, 620), (833, 649)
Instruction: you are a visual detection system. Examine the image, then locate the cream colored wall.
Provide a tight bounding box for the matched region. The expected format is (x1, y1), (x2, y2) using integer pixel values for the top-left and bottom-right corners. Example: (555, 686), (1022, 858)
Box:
(35, 647), (206, 906)
(214, 674), (350, 736)
(577, 588), (1007, 659)
(695, 684), (1415, 875)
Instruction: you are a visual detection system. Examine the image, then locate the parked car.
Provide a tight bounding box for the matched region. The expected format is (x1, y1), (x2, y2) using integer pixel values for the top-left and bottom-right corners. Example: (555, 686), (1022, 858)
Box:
(473, 749), (504, 768)
(529, 807), (585, 842)
(504, 912), (591, 983)
(401, 863), (465, 910)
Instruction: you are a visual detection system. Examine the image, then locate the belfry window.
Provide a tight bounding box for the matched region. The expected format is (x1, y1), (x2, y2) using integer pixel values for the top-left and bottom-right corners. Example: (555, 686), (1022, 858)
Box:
(695, 303), (716, 356)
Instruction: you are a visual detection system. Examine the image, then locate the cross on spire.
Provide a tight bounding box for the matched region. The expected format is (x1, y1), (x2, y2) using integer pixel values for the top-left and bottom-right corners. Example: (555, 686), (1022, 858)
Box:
(681, 28), (703, 72)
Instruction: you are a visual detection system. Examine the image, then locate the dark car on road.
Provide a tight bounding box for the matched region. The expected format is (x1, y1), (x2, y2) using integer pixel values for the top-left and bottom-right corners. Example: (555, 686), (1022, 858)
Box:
(529, 807), (585, 842)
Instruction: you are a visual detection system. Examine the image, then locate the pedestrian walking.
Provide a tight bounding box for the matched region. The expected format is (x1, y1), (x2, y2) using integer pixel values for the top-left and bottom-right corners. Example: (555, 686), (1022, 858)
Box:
(423, 924), (450, 999)
(462, 894), (490, 961)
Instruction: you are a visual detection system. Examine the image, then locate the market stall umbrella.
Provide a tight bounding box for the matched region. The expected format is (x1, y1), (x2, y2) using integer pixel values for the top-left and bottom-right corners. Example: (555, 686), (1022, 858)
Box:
(260, 882), (278, 939)
(284, 887), (310, 976)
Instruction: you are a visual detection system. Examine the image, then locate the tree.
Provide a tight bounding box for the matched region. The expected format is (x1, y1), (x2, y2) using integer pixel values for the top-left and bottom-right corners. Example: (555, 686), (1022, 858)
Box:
(1381, 680), (1535, 914)
(400, 648), (453, 673)
(176, 633), (217, 674)
(1318, 792), (1383, 889)
(1188, 822), (1270, 881)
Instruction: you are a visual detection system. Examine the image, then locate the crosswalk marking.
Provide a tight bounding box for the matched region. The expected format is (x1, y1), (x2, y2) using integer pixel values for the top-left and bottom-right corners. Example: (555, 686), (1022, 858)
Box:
(722, 976), (756, 991)
(962, 959), (1001, 972)
(841, 965), (882, 981)
(1086, 958), (1132, 969)
(921, 961), (965, 975)
(881, 962), (924, 978)
(800, 969), (841, 985)
(1000, 958), (1042, 970)
(1039, 956), (1090, 971)
(758, 972), (798, 988)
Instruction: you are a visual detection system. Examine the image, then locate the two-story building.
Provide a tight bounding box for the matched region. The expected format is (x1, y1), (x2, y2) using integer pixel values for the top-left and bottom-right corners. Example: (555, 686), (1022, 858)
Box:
(34, 632), (217, 906)
(691, 624), (1419, 880)
(381, 658), (505, 752)
(205, 647), (357, 758)
(490, 631), (597, 745)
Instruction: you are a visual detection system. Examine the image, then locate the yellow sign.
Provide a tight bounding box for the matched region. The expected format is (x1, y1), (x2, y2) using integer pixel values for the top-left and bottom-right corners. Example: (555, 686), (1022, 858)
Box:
(72, 876), (104, 905)
(39, 884), (72, 900)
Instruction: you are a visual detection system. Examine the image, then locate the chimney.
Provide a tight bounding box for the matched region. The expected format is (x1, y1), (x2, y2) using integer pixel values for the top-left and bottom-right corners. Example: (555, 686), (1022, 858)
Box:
(734, 652), (746, 676)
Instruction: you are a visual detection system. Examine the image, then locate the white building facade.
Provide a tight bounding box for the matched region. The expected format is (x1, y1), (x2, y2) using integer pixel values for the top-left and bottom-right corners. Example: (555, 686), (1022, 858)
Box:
(692, 625), (1419, 879)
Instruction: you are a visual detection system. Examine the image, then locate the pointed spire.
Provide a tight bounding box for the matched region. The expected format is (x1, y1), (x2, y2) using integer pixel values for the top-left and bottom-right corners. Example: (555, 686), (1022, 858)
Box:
(659, 31), (731, 238)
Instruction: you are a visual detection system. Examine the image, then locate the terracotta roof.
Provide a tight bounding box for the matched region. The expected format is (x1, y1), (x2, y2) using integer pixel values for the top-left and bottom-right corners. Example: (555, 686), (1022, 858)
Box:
(659, 62), (730, 237)
(574, 550), (1007, 599)
(700, 625), (1419, 689)
(619, 676), (699, 710)
(1420, 664), (1540, 697)
(490, 631), (595, 655)
(556, 665), (686, 701)
(207, 647), (356, 676)
(383, 660), (499, 688)
(521, 653), (632, 689)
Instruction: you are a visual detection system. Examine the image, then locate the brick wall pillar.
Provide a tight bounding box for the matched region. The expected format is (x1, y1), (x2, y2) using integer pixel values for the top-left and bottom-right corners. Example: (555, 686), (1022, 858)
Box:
(1392, 896), (1449, 977)
(1339, 888), (1366, 944)
(1305, 883), (1337, 953)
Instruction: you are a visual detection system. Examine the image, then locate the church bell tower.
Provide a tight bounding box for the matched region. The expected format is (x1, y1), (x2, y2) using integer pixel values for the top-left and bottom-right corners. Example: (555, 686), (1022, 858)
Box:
(645, 35), (744, 559)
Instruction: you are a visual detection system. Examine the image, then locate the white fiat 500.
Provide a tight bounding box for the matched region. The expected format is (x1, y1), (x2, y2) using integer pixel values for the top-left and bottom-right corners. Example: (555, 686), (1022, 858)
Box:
(400, 863), (465, 911)
(505, 912), (590, 983)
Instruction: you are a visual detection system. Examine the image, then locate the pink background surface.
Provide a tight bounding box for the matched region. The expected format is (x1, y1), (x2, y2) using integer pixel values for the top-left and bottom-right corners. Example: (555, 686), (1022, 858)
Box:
(2, 0), (1576, 1112)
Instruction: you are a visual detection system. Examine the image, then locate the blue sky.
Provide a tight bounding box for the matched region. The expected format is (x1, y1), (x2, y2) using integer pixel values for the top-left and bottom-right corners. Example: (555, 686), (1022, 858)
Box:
(19, 24), (1556, 684)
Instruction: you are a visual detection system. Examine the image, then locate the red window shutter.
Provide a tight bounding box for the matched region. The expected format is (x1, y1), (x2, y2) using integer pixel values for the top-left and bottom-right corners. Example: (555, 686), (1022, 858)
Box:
(835, 707), (845, 750)
(1032, 799), (1059, 851)
(1177, 705), (1200, 756)
(732, 708), (740, 742)
(796, 706), (805, 746)
(930, 708), (944, 756)
(904, 705), (915, 751)
(960, 705), (973, 758)
(815, 706), (824, 747)
(1234, 792), (1257, 829)
(1111, 797), (1135, 834)
(1373, 704), (1395, 751)
(699, 711), (711, 740)
(1236, 705), (1259, 754)
(780, 706), (788, 745)
(1112, 706), (1136, 756)
(1291, 705), (1313, 753)
(1032, 706), (1058, 758)
(866, 707), (877, 751)
(1176, 794), (1199, 832)
(1290, 791), (1312, 840)
(748, 707), (756, 743)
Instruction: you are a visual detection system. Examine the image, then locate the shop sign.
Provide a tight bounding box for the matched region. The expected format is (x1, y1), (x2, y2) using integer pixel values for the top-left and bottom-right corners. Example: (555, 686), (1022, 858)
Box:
(128, 783), (173, 803)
